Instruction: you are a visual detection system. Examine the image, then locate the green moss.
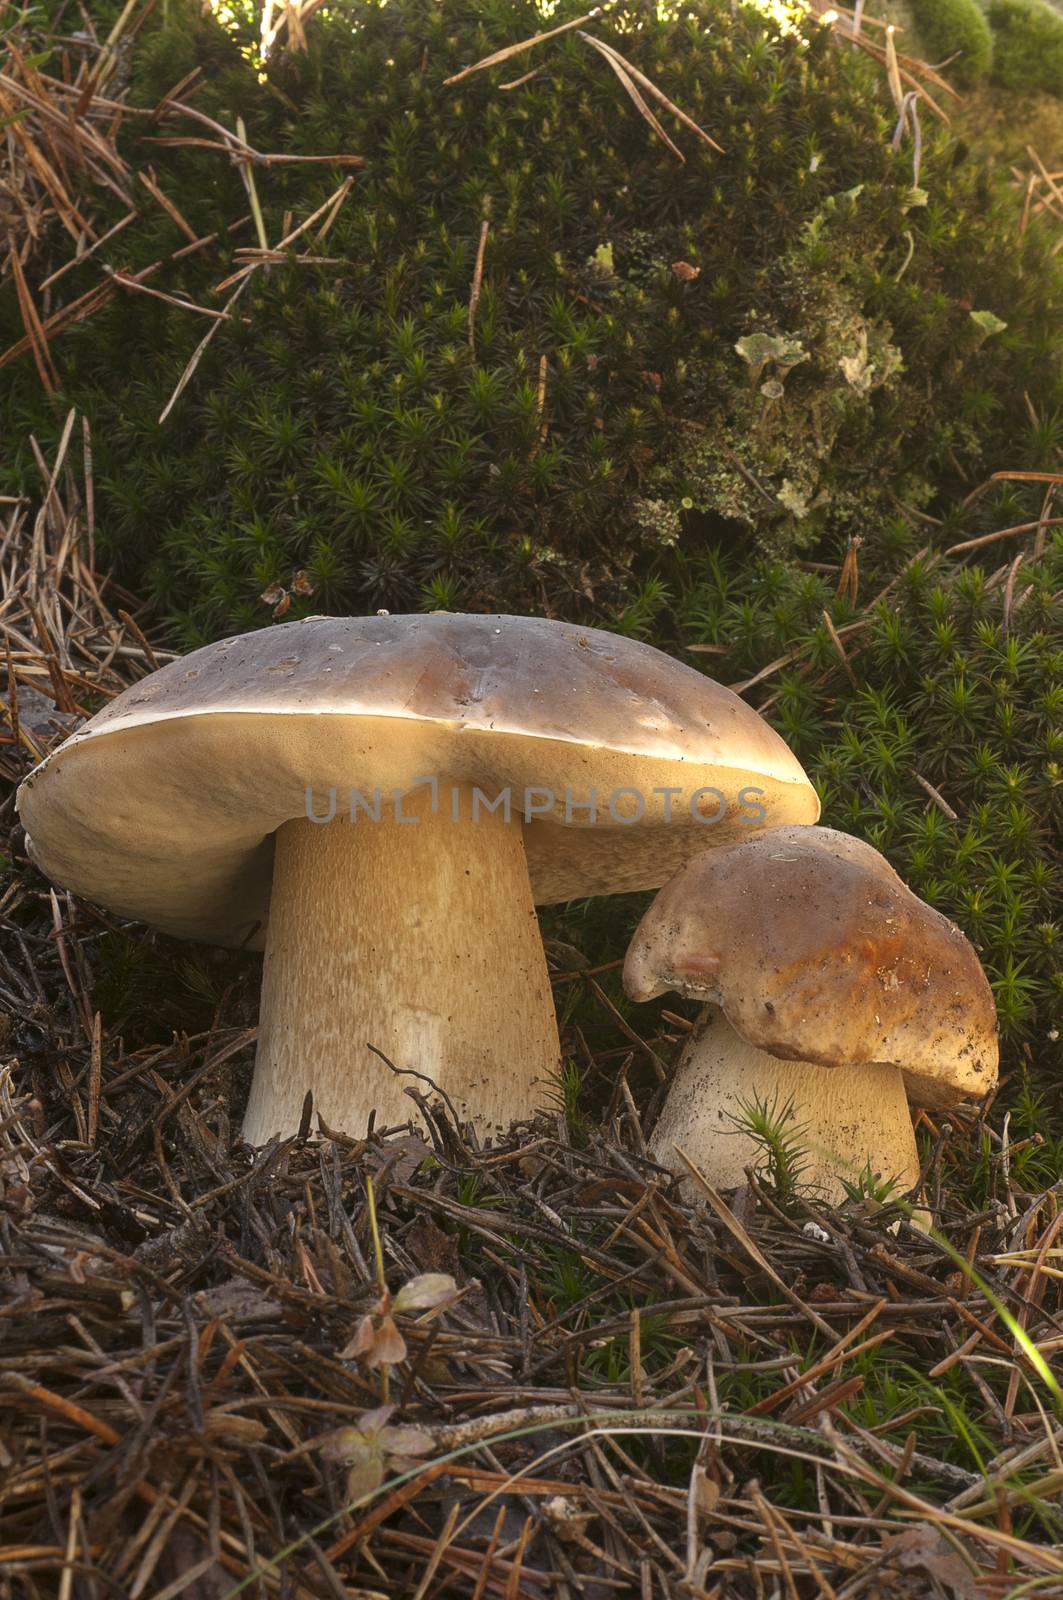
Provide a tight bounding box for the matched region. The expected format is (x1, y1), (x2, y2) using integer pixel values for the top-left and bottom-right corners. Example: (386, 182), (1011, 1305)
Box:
(988, 0), (1063, 95)
(909, 0), (993, 85)
(954, 81), (1063, 165)
(4, 0), (1063, 639)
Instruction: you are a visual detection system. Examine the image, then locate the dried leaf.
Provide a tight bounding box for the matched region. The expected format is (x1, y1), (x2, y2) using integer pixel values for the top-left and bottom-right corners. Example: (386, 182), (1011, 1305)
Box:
(366, 1135), (434, 1188)
(318, 1408), (431, 1501)
(367, 1314), (408, 1368)
(692, 1463), (721, 1515)
(342, 1310), (409, 1367)
(378, 1424), (435, 1457)
(320, 1425), (366, 1459)
(881, 1526), (981, 1600)
(202, 1412), (269, 1445)
(341, 1313), (378, 1360)
(358, 1404), (397, 1433)
(393, 1273), (459, 1314)
(344, 1442), (386, 1501)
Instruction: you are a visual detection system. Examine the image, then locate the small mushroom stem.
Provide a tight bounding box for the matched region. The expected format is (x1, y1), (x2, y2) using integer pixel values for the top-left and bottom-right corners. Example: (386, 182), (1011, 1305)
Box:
(243, 782), (561, 1143)
(650, 1009), (920, 1204)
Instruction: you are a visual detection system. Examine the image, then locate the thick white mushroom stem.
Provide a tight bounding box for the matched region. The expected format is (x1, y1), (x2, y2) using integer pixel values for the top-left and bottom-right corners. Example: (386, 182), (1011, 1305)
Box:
(243, 782), (560, 1144)
(651, 1009), (921, 1205)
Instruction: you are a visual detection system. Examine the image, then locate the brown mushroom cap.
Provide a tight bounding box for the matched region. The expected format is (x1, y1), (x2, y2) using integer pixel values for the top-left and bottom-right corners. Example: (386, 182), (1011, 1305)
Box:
(623, 824), (999, 1109)
(16, 613), (819, 946)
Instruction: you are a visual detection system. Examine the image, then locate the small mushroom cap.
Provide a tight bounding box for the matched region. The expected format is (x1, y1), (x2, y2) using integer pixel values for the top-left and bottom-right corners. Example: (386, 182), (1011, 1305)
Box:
(16, 613), (819, 946)
(623, 825), (998, 1108)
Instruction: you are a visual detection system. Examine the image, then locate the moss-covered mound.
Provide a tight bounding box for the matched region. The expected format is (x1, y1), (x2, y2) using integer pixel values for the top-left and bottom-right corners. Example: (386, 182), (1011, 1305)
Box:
(4, 0), (1063, 641)
(988, 0), (1063, 96)
(908, 0), (993, 86)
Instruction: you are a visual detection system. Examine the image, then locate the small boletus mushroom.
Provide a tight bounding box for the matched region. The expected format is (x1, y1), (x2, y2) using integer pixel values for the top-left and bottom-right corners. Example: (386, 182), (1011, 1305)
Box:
(17, 613), (819, 1144)
(624, 825), (998, 1202)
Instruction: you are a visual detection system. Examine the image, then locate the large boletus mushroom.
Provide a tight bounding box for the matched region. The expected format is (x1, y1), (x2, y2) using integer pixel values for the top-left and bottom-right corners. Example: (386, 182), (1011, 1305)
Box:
(17, 613), (819, 1144)
(624, 826), (998, 1202)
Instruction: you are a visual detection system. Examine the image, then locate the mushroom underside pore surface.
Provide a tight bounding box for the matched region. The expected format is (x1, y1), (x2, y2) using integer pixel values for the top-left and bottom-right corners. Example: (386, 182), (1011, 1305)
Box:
(243, 781), (561, 1144)
(650, 1009), (920, 1205)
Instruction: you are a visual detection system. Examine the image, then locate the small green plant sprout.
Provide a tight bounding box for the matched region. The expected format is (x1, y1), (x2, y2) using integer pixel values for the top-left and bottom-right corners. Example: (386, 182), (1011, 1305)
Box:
(319, 1404), (435, 1501)
(969, 310), (1008, 349)
(545, 1056), (590, 1145)
(733, 1090), (813, 1211)
(839, 1159), (905, 1209)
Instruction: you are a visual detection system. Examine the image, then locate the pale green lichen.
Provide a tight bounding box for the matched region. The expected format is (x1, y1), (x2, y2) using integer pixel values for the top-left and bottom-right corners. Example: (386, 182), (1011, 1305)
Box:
(634, 188), (912, 556)
(970, 309), (1008, 346)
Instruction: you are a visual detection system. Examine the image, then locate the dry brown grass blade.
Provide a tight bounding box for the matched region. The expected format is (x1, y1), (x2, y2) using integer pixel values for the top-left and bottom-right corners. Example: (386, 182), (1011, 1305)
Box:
(837, 14), (961, 98)
(0, 407), (168, 785)
(0, 277), (116, 371)
(1024, 144), (1063, 223)
(263, 0), (332, 55)
(136, 166), (198, 241)
(848, 33), (952, 123)
(0, 25), (133, 277)
(467, 218), (490, 352)
(107, 266), (238, 321)
(38, 208), (138, 290)
(3, 59), (97, 242)
(213, 174), (355, 293)
(883, 26), (905, 112)
(0, 40), (358, 397)
(157, 273), (255, 425)
(746, 1301), (890, 1417)
(579, 33), (685, 163)
(672, 1146), (836, 1337)
(944, 515), (1063, 555)
(581, 34), (724, 154)
(443, 8), (607, 85)
(6, 242), (58, 393)
(146, 96), (363, 166)
(992, 469), (1063, 484)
